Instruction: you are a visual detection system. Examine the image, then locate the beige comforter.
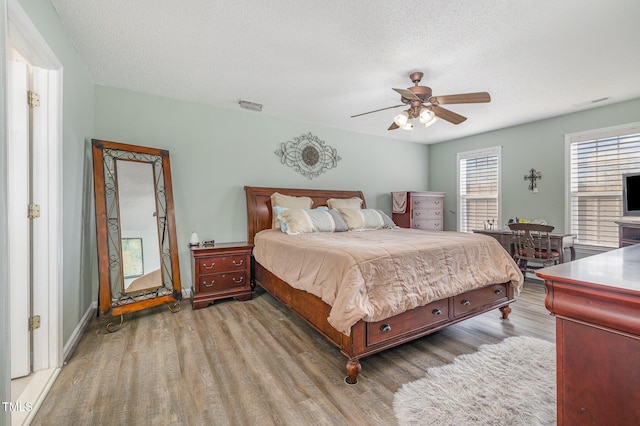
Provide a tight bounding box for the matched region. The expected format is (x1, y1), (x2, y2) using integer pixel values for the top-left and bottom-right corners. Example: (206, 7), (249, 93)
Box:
(253, 228), (524, 335)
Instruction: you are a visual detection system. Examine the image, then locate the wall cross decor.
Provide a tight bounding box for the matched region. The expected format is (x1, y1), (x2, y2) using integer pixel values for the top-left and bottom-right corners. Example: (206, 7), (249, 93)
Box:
(275, 132), (341, 179)
(525, 168), (542, 193)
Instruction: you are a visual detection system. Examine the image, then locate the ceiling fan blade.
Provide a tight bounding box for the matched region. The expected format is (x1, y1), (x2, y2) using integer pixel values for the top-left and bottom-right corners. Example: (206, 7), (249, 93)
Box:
(351, 104), (405, 118)
(431, 105), (467, 125)
(392, 88), (421, 101)
(388, 122), (400, 130)
(430, 92), (491, 105)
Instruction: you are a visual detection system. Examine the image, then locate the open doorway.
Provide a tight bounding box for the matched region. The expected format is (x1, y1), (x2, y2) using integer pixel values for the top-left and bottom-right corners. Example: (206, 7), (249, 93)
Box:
(7, 0), (63, 423)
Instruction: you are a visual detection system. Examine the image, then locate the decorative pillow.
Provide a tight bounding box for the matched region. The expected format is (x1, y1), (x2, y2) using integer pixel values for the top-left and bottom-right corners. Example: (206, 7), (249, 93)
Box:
(273, 206), (329, 233)
(270, 192), (313, 229)
(337, 208), (397, 231)
(327, 197), (363, 210)
(277, 208), (349, 235)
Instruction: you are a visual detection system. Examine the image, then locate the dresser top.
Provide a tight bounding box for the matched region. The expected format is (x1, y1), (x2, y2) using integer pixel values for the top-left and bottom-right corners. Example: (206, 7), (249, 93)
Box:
(537, 244), (640, 293)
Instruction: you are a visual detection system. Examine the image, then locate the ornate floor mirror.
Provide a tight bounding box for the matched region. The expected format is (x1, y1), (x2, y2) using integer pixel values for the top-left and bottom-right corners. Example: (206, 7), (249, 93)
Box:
(92, 139), (182, 331)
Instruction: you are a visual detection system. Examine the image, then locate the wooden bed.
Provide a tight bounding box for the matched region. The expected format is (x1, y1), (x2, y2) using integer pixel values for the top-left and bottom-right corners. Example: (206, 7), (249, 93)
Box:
(245, 186), (515, 384)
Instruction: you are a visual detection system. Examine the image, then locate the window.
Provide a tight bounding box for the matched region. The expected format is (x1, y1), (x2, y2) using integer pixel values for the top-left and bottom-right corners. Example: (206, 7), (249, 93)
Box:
(457, 146), (501, 232)
(567, 123), (640, 248)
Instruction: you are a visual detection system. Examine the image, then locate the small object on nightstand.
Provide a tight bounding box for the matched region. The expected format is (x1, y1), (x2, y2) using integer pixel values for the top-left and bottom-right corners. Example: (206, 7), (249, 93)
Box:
(201, 239), (215, 247)
(190, 242), (253, 309)
(189, 231), (200, 246)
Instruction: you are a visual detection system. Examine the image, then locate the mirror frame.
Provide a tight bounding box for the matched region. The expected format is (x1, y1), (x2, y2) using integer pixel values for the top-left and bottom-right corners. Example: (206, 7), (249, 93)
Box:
(92, 139), (182, 319)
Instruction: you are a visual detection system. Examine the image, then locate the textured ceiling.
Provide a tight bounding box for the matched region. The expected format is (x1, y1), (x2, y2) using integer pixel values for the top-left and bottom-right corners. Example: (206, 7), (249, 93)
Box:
(49, 0), (640, 144)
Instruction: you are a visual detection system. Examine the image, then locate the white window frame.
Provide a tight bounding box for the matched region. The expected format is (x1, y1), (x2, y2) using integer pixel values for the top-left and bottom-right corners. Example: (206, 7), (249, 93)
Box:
(457, 146), (502, 232)
(565, 122), (640, 249)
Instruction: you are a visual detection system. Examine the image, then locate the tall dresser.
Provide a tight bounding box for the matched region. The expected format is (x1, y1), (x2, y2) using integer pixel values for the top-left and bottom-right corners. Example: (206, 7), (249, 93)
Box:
(392, 191), (445, 231)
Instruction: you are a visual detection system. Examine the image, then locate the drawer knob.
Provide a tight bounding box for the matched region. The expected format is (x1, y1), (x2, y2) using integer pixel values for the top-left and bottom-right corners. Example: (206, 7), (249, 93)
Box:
(232, 259), (244, 267)
(461, 299), (471, 306)
(202, 262), (216, 270)
(203, 280), (215, 287)
(494, 288), (503, 295)
(380, 324), (392, 333)
(432, 308), (442, 316)
(232, 277), (244, 283)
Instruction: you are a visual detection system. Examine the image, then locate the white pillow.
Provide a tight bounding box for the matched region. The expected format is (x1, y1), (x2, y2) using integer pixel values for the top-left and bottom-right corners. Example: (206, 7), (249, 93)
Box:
(327, 197), (363, 210)
(270, 192), (313, 229)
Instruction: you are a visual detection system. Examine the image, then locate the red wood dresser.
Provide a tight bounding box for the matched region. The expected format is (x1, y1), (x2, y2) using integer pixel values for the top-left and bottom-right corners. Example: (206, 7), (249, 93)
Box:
(537, 244), (640, 425)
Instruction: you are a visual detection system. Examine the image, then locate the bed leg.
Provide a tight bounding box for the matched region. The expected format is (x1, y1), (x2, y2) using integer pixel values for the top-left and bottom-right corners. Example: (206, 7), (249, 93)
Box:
(344, 358), (361, 385)
(499, 304), (512, 319)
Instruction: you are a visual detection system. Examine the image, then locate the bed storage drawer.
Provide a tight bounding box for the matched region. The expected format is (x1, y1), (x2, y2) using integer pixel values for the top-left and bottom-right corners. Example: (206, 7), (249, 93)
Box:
(366, 299), (449, 345)
(453, 284), (508, 317)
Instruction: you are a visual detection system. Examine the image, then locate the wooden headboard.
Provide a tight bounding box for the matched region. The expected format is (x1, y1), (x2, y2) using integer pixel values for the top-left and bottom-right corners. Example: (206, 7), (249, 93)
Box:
(244, 186), (366, 244)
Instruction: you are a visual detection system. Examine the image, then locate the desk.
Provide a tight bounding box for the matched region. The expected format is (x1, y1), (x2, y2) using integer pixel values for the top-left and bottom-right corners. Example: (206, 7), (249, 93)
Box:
(473, 229), (575, 263)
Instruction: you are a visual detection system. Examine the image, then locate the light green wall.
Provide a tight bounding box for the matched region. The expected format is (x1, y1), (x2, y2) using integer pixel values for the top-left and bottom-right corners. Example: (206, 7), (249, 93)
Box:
(429, 98), (640, 232)
(94, 85), (429, 290)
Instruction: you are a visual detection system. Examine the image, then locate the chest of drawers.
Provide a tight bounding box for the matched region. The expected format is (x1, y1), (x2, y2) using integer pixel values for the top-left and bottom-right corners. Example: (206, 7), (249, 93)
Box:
(190, 242), (253, 309)
(392, 191), (445, 231)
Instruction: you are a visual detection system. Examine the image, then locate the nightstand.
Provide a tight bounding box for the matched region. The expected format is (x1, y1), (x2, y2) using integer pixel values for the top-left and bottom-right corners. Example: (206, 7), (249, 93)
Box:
(190, 242), (253, 309)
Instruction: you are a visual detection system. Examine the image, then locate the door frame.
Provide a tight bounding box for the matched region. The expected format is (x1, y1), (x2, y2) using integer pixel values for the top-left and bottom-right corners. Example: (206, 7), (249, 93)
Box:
(8, 0), (63, 374)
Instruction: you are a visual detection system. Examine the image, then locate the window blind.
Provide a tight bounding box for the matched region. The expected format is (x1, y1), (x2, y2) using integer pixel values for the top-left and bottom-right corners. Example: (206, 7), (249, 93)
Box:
(569, 129), (640, 247)
(458, 147), (501, 232)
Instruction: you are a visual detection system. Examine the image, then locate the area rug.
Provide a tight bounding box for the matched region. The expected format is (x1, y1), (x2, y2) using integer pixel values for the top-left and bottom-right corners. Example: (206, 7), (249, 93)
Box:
(393, 336), (556, 426)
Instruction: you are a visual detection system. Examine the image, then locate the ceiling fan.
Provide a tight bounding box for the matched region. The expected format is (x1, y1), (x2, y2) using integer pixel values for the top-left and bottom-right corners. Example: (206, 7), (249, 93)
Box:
(351, 71), (491, 130)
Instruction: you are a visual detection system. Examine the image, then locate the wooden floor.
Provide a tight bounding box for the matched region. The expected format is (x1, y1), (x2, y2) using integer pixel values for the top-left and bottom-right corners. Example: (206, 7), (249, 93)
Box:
(32, 279), (555, 426)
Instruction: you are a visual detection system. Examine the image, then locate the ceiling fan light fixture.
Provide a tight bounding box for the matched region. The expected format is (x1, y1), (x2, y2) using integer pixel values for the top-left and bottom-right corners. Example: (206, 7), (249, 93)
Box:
(418, 108), (435, 124)
(400, 121), (413, 131)
(424, 117), (437, 128)
(393, 111), (410, 127)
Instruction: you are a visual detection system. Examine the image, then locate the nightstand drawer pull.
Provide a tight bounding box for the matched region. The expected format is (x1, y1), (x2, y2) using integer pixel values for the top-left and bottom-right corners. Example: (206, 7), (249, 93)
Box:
(232, 277), (244, 283)
(232, 259), (244, 267)
(202, 280), (215, 287)
(202, 262), (216, 270)
(461, 299), (471, 306)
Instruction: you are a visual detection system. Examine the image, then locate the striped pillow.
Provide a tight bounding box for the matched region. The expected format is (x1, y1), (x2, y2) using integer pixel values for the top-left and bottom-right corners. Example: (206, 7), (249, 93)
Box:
(277, 208), (349, 235)
(337, 208), (397, 231)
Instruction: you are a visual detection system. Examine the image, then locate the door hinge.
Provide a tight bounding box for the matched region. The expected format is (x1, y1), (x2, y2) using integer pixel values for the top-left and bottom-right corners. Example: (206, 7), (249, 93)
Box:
(28, 204), (40, 219)
(28, 90), (40, 108)
(29, 315), (41, 331)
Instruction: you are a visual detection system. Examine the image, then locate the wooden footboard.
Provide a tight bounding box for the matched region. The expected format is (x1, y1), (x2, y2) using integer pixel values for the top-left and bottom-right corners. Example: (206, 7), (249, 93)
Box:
(255, 261), (514, 384)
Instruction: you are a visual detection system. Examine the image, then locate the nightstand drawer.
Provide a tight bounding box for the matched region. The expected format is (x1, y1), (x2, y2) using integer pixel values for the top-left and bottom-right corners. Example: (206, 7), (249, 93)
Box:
(197, 254), (247, 274)
(197, 271), (248, 294)
(190, 242), (253, 309)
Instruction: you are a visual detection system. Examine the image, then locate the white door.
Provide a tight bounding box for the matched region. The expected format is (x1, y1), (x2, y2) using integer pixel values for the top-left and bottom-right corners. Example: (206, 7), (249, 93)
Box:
(8, 58), (31, 379)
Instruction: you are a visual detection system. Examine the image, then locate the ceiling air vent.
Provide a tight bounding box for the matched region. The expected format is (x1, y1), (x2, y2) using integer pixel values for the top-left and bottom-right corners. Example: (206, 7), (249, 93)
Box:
(239, 99), (263, 112)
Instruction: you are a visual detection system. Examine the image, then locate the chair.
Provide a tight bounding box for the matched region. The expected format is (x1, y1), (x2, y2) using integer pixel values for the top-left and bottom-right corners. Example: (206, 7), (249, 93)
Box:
(508, 223), (560, 276)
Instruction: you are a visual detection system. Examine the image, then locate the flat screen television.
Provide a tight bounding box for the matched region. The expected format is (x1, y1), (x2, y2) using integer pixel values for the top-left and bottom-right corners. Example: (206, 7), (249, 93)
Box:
(623, 172), (640, 216)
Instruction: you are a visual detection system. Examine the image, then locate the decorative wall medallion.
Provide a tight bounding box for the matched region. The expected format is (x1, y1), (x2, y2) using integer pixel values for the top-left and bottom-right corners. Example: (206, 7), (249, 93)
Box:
(275, 132), (341, 179)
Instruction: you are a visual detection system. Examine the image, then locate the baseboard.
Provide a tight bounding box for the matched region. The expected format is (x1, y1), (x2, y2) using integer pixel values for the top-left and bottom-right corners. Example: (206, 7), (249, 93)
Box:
(12, 368), (60, 426)
(182, 287), (192, 299)
(62, 301), (97, 363)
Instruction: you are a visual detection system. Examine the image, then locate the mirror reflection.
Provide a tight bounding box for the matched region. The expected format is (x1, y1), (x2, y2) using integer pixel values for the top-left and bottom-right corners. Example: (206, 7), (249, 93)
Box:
(116, 159), (162, 294)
